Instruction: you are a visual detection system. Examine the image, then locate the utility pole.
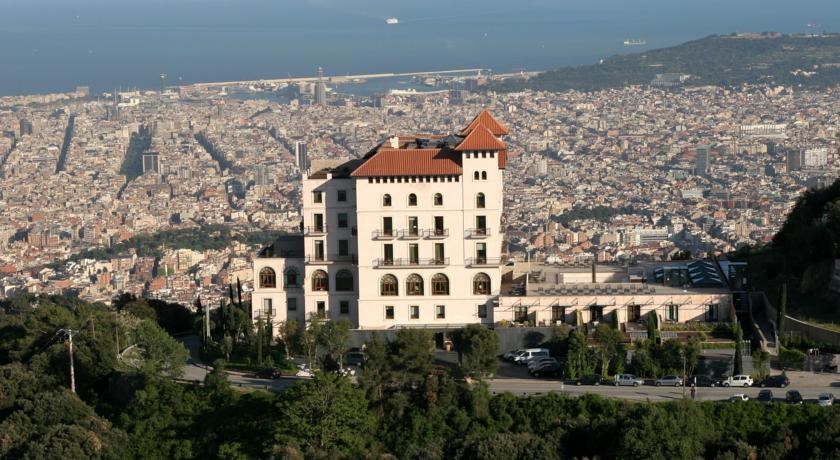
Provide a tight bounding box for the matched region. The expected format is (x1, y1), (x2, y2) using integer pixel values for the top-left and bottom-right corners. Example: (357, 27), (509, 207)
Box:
(115, 324), (120, 360)
(62, 329), (77, 393)
(681, 349), (686, 398)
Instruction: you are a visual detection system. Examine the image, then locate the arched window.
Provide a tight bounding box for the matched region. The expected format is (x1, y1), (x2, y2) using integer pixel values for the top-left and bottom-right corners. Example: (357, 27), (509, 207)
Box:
(259, 267), (276, 289)
(473, 273), (491, 295)
(380, 274), (398, 296)
(481, 171), (487, 180)
(434, 193), (443, 206)
(335, 269), (354, 292)
(474, 171), (480, 180)
(476, 193), (485, 208)
(312, 270), (329, 291)
(406, 274), (424, 296)
(432, 273), (449, 295)
(408, 193), (417, 206)
(284, 267), (300, 287)
(383, 194), (392, 207)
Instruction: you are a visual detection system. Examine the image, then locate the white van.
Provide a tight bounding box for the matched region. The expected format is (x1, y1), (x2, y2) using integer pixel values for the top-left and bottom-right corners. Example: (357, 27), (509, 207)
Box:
(513, 348), (550, 365)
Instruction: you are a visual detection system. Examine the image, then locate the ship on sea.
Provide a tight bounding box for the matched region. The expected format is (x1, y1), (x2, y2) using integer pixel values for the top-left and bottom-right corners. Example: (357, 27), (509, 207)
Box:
(386, 17), (399, 25)
(623, 39), (646, 46)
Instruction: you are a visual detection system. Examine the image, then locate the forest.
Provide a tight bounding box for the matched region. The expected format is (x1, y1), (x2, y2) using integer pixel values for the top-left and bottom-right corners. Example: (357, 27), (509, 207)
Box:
(3, 294), (840, 459)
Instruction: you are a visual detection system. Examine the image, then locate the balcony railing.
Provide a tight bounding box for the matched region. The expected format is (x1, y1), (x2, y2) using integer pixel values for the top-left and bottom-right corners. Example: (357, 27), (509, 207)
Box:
(304, 226), (327, 235)
(328, 254), (357, 263)
(305, 255), (328, 264)
(372, 257), (450, 268)
(465, 227), (491, 238)
(397, 229), (422, 239)
(305, 254), (357, 264)
(465, 257), (502, 267)
(423, 228), (449, 239)
(371, 229), (395, 240)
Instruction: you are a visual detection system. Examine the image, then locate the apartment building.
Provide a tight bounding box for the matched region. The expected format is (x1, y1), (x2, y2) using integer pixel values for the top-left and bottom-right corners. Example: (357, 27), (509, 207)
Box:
(252, 111), (508, 334)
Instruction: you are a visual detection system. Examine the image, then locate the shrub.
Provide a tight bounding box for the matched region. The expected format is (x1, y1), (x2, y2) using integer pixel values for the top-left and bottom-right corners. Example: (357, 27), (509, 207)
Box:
(779, 347), (806, 369)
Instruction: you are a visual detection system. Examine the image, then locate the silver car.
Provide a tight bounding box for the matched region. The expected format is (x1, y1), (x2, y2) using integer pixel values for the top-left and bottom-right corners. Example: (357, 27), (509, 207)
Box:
(655, 375), (683, 387)
(818, 393), (835, 407)
(615, 374), (644, 387)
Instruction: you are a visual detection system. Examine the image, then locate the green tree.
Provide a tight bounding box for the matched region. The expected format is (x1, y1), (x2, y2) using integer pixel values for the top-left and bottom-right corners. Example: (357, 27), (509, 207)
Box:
(733, 322), (744, 375)
(566, 329), (591, 379)
(318, 319), (351, 369)
(753, 349), (771, 379)
(300, 315), (322, 370)
(277, 319), (298, 361)
(594, 323), (622, 377)
(275, 373), (374, 457)
(388, 329), (435, 387)
(452, 324), (499, 379)
(122, 319), (189, 378)
(646, 312), (659, 343)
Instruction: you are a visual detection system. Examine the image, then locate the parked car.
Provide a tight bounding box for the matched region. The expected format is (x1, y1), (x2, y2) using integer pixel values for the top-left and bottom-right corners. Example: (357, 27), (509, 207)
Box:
(818, 393), (835, 407)
(576, 374), (604, 386)
(255, 368), (280, 379)
(655, 375), (683, 387)
(785, 390), (804, 404)
(503, 349), (525, 361)
(722, 375), (753, 387)
(730, 394), (750, 402)
(758, 374), (790, 388)
(345, 351), (366, 367)
(615, 374), (644, 387)
(757, 389), (774, 403)
(527, 356), (557, 372)
(689, 375), (719, 387)
(531, 361), (563, 377)
(513, 348), (550, 365)
(296, 364), (314, 378)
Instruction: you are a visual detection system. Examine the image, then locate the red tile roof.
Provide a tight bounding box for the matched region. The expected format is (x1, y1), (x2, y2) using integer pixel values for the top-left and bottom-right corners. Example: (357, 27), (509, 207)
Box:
(498, 149), (508, 169)
(454, 125), (506, 151)
(350, 148), (463, 177)
(460, 110), (510, 136)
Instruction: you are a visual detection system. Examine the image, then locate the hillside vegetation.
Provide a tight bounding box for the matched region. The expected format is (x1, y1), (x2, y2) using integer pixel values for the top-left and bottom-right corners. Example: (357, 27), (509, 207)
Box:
(496, 33), (840, 92)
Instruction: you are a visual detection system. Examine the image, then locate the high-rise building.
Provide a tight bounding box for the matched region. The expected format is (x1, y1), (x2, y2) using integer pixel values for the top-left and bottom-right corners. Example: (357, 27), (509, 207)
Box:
(786, 149), (803, 172)
(313, 67), (327, 106)
(19, 119), (33, 137)
(294, 141), (308, 172)
(254, 164), (269, 186)
(694, 145), (710, 175)
(253, 110), (508, 334)
(142, 152), (160, 174)
(803, 147), (829, 169)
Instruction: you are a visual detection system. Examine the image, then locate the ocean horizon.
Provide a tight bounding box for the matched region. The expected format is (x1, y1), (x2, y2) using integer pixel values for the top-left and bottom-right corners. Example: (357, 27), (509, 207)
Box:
(1, 0), (838, 97)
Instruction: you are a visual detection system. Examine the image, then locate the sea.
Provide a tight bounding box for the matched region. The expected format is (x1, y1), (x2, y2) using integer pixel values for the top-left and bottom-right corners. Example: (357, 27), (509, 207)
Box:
(1, 0), (838, 97)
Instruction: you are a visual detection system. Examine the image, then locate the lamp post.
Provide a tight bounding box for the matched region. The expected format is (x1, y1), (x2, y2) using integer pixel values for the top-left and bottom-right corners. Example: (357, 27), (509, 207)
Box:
(680, 348), (686, 398)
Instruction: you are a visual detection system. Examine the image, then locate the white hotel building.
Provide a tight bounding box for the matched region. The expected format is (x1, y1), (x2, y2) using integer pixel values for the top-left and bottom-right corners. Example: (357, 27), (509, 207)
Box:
(252, 111), (509, 334)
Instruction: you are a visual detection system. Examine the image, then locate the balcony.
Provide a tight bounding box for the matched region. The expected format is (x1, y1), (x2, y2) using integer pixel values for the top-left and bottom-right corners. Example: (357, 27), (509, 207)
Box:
(305, 254), (357, 264)
(304, 226), (327, 236)
(465, 257), (502, 267)
(371, 229), (396, 240)
(397, 229), (422, 240)
(423, 228), (449, 239)
(465, 227), (491, 238)
(372, 257), (450, 268)
(328, 254), (357, 264)
(305, 255), (328, 264)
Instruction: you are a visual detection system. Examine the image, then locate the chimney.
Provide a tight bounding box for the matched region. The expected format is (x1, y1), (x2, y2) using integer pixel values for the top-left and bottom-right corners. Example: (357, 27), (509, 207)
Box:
(389, 136), (400, 148)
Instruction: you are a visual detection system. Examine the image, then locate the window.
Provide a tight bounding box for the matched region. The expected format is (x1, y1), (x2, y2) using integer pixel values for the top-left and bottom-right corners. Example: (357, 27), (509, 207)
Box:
(408, 244), (419, 264)
(666, 304), (680, 322)
(383, 194), (392, 206)
(514, 306), (528, 323)
(552, 305), (565, 323)
(628, 304), (641, 322)
(476, 243), (487, 263)
(317, 301), (326, 318)
(338, 213), (348, 228)
(284, 268), (300, 287)
(478, 304), (488, 318)
(383, 244), (394, 264)
(591, 306), (604, 322)
(263, 298), (273, 316)
(408, 193), (417, 206)
(340, 300), (350, 315)
(259, 267), (276, 288)
(313, 191), (323, 203)
(474, 171), (480, 180)
(314, 240), (324, 261)
(408, 216), (419, 236)
(313, 213), (324, 232)
(383, 217), (393, 236)
(406, 274), (424, 295)
(380, 274), (398, 296)
(410, 305), (420, 319)
(335, 269), (354, 291)
(385, 305), (395, 320)
(435, 305), (446, 319)
(473, 272), (491, 295)
(476, 193), (486, 208)
(337, 190), (347, 202)
(705, 304), (719, 322)
(434, 193), (443, 206)
(476, 216), (487, 233)
(434, 216), (444, 236)
(481, 171), (487, 180)
(287, 297), (297, 311)
(434, 243), (445, 264)
(312, 270), (328, 291)
(432, 273), (449, 295)
(338, 239), (349, 257)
